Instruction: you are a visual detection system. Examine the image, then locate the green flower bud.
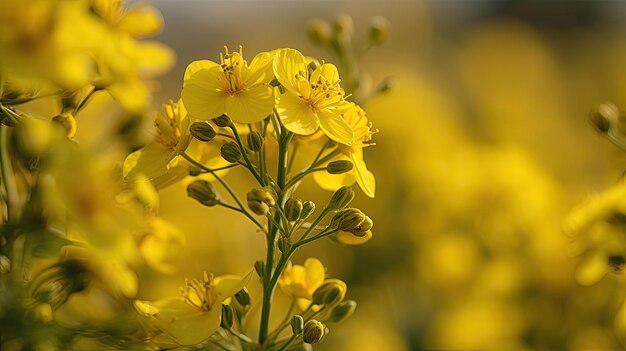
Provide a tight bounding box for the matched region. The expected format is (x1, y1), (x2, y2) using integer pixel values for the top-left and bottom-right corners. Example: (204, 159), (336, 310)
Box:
(368, 16), (391, 45)
(187, 180), (221, 207)
(0, 255), (10, 274)
(190, 121), (216, 142)
(590, 102), (619, 134)
(285, 198), (303, 222)
(303, 320), (325, 344)
(247, 187), (276, 215)
(307, 19), (332, 45)
(326, 160), (353, 174)
(312, 279), (347, 307)
(32, 259), (90, 309)
(234, 287), (251, 307)
(291, 315), (304, 335)
(247, 131), (264, 152)
(212, 114), (233, 127)
(334, 14), (354, 38)
(327, 186), (355, 211)
(330, 208), (366, 232)
(328, 300), (356, 323)
(221, 141), (242, 163)
(352, 215), (373, 237)
(300, 201), (316, 220)
(220, 304), (234, 328)
(254, 260), (265, 280)
(51, 112), (77, 138)
(278, 237), (291, 254)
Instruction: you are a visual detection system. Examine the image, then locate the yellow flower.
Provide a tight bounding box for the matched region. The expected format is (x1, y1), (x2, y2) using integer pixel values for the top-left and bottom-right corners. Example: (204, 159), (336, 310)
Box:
(182, 46), (275, 123)
(313, 105), (377, 197)
(279, 258), (326, 309)
(335, 229), (373, 246)
(123, 99), (191, 188)
(273, 48), (353, 145)
(139, 217), (185, 274)
(135, 271), (251, 346)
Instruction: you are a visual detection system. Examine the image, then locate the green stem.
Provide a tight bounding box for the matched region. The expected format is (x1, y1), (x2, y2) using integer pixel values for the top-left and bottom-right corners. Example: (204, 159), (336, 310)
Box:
(276, 334), (299, 351)
(0, 124), (18, 222)
(230, 125), (264, 185)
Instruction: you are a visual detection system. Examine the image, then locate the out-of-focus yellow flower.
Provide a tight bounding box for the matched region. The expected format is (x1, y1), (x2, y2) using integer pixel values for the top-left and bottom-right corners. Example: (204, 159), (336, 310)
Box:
(139, 217), (185, 274)
(279, 258), (325, 309)
(314, 105), (376, 197)
(135, 271), (250, 346)
(182, 46), (275, 123)
(273, 48), (353, 145)
(335, 228), (372, 245)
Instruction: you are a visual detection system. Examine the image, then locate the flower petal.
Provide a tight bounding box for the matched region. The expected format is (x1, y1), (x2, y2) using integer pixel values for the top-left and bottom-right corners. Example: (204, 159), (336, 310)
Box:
(350, 149), (376, 198)
(214, 271), (252, 301)
(181, 67), (227, 120)
(123, 142), (173, 181)
(311, 63), (340, 84)
(225, 85), (274, 123)
(117, 5), (163, 38)
(335, 230), (372, 246)
(317, 108), (353, 145)
(168, 306), (221, 345)
(276, 91), (319, 135)
(304, 258), (325, 294)
(273, 48), (307, 93)
(313, 167), (356, 191)
(184, 60), (219, 82)
(245, 51), (275, 86)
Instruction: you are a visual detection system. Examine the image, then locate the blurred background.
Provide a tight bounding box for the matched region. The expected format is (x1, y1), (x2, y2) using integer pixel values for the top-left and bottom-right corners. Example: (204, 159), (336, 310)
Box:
(140, 1), (626, 350)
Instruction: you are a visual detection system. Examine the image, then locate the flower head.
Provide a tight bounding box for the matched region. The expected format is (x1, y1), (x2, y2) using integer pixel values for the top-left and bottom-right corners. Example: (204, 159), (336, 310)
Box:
(182, 46), (275, 123)
(274, 48), (353, 145)
(135, 271), (251, 346)
(279, 258), (326, 310)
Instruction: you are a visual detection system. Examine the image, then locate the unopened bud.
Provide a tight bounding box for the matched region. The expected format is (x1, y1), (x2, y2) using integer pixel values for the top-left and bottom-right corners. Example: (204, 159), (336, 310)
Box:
(300, 201), (316, 220)
(334, 14), (354, 38)
(327, 186), (354, 211)
(190, 121), (216, 142)
(308, 19), (332, 45)
(590, 102), (619, 134)
(221, 304), (234, 328)
(331, 208), (366, 232)
(285, 198), (303, 222)
(328, 300), (356, 323)
(326, 160), (353, 174)
(221, 142), (242, 163)
(278, 237), (291, 254)
(369, 16), (391, 45)
(0, 255), (10, 274)
(212, 114), (233, 127)
(303, 320), (325, 344)
(312, 279), (346, 307)
(52, 112), (77, 138)
(291, 315), (304, 335)
(187, 180), (220, 206)
(254, 260), (265, 280)
(247, 131), (264, 152)
(235, 287), (251, 306)
(247, 187), (276, 215)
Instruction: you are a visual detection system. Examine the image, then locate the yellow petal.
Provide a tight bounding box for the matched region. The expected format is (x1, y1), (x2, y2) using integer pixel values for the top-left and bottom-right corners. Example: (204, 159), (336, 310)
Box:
(276, 91), (319, 135)
(126, 40), (175, 78)
(336, 230), (373, 246)
(214, 271), (252, 301)
(273, 48), (307, 93)
(149, 298), (220, 345)
(304, 258), (325, 293)
(184, 60), (219, 82)
(225, 85), (274, 123)
(117, 5), (163, 38)
(123, 142), (173, 181)
(181, 67), (227, 120)
(317, 108), (353, 145)
(576, 252), (609, 286)
(351, 150), (376, 198)
(107, 79), (151, 112)
(245, 51), (275, 86)
(311, 63), (340, 84)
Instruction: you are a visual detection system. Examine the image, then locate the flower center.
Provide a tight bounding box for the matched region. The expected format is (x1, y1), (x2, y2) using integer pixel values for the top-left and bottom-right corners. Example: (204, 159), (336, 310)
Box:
(220, 46), (247, 96)
(181, 271), (219, 312)
(154, 100), (182, 151)
(306, 74), (344, 112)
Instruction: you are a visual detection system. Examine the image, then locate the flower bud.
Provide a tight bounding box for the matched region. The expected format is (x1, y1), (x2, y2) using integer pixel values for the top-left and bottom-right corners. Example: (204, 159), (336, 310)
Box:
(278, 237), (291, 254)
(234, 287), (251, 307)
(327, 300), (356, 323)
(327, 187), (354, 211)
(312, 279), (347, 307)
(51, 112), (77, 138)
(0, 255), (10, 274)
(190, 121), (216, 142)
(212, 114), (233, 127)
(308, 19), (332, 45)
(187, 180), (220, 207)
(334, 14), (354, 38)
(300, 201), (316, 220)
(254, 260), (265, 280)
(330, 208), (365, 232)
(291, 315), (304, 335)
(247, 131), (264, 152)
(368, 16), (391, 45)
(590, 102), (619, 134)
(221, 304), (234, 328)
(247, 187), (276, 215)
(32, 259), (90, 309)
(303, 320), (325, 344)
(285, 198), (303, 222)
(326, 160), (353, 175)
(221, 141), (242, 163)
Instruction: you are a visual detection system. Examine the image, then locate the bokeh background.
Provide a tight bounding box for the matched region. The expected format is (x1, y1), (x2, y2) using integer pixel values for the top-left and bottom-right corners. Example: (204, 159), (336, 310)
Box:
(139, 1), (626, 349)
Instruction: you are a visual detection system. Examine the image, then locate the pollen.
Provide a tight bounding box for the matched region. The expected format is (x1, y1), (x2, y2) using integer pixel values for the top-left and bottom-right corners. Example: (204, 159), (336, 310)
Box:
(181, 271), (220, 312)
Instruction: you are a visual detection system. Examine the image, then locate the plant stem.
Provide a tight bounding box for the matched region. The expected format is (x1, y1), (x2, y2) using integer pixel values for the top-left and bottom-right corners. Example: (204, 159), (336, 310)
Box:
(230, 125), (264, 185)
(0, 124), (18, 222)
